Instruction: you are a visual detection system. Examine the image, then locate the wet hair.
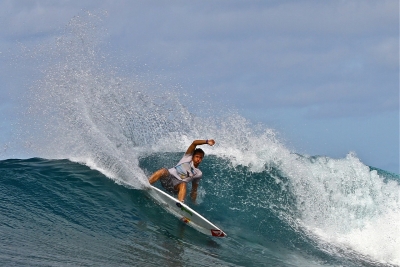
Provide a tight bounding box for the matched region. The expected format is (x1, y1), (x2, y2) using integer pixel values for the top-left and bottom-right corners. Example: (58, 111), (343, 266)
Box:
(193, 148), (205, 157)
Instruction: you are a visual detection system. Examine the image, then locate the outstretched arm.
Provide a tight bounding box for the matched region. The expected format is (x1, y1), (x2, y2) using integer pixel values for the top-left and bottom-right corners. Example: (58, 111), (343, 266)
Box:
(185, 139), (215, 155)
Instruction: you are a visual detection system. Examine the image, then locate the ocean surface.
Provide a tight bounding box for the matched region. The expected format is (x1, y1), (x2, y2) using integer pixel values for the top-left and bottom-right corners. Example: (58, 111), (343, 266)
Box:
(0, 157), (399, 267)
(2, 13), (399, 266)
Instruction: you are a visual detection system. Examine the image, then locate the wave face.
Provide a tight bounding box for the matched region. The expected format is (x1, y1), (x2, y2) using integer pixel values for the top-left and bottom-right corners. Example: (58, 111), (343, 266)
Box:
(1, 158), (399, 267)
(5, 12), (399, 267)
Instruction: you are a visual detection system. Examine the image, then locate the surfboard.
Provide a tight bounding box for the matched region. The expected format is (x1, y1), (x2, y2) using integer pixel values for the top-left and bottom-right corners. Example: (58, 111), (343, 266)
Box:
(146, 185), (226, 237)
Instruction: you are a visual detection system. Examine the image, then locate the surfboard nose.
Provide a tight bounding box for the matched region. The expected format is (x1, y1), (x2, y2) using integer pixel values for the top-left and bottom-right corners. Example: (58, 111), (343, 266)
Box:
(211, 229), (227, 237)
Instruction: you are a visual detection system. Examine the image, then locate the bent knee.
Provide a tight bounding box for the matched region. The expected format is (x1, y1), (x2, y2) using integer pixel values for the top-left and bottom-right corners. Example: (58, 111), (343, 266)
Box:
(160, 168), (169, 176)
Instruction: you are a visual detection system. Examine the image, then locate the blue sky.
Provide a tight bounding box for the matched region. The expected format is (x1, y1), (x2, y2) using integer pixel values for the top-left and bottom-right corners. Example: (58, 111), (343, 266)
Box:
(0, 0), (399, 173)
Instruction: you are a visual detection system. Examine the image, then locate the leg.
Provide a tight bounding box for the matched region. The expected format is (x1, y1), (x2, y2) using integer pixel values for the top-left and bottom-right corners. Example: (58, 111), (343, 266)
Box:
(175, 182), (187, 202)
(148, 168), (169, 184)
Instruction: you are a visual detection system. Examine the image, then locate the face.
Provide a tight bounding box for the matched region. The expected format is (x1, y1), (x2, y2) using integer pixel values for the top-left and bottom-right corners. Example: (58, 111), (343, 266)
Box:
(192, 153), (204, 167)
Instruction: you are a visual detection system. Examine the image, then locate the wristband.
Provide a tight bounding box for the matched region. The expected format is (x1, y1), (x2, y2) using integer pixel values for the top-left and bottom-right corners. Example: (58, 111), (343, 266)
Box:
(205, 139), (208, 145)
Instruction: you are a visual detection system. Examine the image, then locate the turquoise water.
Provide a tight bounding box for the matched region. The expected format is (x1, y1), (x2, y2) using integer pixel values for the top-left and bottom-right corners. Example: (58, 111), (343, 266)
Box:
(0, 157), (398, 266)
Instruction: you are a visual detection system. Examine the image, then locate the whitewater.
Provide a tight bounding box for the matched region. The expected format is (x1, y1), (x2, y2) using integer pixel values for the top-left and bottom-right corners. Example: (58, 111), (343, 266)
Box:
(1, 13), (399, 267)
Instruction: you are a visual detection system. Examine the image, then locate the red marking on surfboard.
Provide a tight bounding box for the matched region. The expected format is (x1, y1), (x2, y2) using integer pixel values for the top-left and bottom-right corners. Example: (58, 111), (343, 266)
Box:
(211, 229), (226, 237)
(181, 217), (190, 223)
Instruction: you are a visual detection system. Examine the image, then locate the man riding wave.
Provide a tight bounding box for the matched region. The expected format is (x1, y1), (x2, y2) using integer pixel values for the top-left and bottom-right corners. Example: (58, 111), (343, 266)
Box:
(148, 139), (215, 203)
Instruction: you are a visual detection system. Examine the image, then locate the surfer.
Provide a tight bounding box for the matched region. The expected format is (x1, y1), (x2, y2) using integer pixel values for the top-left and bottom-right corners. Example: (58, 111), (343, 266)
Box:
(148, 139), (215, 203)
